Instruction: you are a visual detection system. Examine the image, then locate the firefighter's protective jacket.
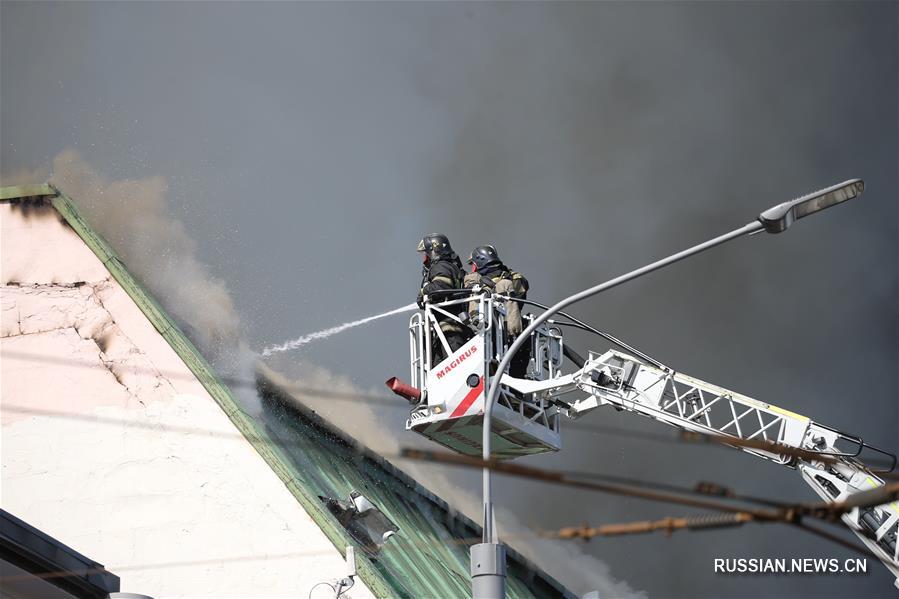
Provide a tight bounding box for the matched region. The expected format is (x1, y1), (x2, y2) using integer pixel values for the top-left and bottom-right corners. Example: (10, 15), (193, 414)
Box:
(419, 257), (466, 333)
(464, 264), (529, 336)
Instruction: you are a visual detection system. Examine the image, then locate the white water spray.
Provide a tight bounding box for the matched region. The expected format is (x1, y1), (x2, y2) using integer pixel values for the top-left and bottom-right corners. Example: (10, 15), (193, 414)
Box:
(261, 303), (418, 357)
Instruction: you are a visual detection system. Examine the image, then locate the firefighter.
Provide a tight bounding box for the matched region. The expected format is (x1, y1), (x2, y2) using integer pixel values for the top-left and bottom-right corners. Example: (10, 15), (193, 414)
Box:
(464, 245), (531, 377)
(417, 233), (469, 364)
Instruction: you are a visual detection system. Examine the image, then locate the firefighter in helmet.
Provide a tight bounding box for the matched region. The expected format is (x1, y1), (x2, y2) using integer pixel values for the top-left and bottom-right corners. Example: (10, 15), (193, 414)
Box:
(464, 245), (531, 377)
(417, 233), (469, 363)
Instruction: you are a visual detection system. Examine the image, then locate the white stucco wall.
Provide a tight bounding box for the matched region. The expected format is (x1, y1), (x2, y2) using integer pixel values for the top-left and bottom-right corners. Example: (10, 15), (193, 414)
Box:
(0, 200), (374, 599)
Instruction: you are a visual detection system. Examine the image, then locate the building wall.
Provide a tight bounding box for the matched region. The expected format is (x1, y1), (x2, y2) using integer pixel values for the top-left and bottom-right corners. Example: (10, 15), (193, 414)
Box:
(0, 200), (373, 598)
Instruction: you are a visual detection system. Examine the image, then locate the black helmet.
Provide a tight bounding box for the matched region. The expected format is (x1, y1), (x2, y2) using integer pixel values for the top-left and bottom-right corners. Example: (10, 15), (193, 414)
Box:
(468, 244), (501, 271)
(417, 233), (455, 260)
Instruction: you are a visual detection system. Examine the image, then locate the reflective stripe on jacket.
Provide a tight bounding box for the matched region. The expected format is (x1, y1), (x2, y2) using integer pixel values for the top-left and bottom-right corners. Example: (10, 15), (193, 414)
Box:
(418, 257), (466, 332)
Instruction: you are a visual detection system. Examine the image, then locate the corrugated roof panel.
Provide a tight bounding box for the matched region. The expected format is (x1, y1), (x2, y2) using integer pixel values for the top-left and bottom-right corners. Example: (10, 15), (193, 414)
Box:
(257, 378), (575, 599)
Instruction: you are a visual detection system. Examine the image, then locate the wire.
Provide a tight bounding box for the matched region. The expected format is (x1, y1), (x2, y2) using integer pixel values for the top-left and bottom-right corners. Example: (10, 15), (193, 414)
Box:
(397, 448), (893, 561)
(399, 448), (786, 517)
(3, 402), (823, 520)
(13, 391), (878, 552)
(1, 402), (788, 507)
(500, 296), (894, 471)
(1, 404), (890, 578)
(335, 576), (354, 598)
(5, 351), (895, 507)
(5, 294), (893, 580)
(0, 548), (369, 584)
(8, 349), (893, 470)
(1, 349), (398, 406)
(308, 581), (336, 599)
(0, 350), (694, 447)
(504, 295), (668, 370)
(790, 520), (881, 559)
(698, 433), (897, 476)
(0, 530), (552, 585)
(398, 448), (899, 523)
(4, 401), (812, 527)
(557, 512), (756, 539)
(8, 361), (896, 506)
(0, 401), (690, 461)
(551, 512), (880, 561)
(6, 329), (895, 493)
(555, 469), (791, 509)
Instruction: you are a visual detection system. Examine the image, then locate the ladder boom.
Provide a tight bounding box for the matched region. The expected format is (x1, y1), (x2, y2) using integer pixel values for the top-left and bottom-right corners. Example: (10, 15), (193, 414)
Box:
(565, 349), (899, 584)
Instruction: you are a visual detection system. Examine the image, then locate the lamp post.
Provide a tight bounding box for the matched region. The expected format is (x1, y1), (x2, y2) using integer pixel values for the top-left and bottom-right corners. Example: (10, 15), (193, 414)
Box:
(470, 179), (865, 599)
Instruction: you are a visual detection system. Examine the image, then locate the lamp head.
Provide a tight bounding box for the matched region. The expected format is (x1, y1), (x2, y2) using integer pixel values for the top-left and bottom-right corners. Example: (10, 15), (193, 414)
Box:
(758, 179), (864, 234)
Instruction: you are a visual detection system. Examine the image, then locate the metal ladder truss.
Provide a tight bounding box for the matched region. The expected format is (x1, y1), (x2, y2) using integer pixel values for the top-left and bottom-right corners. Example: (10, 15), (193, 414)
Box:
(564, 349), (899, 581)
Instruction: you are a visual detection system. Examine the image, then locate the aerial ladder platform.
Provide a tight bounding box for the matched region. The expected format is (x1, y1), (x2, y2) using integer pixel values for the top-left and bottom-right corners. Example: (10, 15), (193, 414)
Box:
(388, 291), (899, 585)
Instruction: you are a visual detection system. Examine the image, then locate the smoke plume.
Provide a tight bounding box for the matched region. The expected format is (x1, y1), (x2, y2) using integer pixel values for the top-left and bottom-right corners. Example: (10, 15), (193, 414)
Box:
(45, 150), (241, 362)
(2, 152), (639, 596)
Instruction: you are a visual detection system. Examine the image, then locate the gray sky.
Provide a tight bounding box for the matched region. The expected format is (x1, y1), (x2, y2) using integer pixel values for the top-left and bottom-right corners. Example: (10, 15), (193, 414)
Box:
(2, 2), (897, 597)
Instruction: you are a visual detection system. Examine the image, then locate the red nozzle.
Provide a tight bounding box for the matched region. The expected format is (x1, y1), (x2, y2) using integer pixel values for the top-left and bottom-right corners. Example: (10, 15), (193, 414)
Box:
(385, 377), (422, 404)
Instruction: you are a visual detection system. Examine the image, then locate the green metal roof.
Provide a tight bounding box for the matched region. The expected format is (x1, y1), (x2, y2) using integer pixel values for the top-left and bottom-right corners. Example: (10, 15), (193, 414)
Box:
(0, 183), (56, 201)
(1, 184), (576, 599)
(256, 377), (575, 599)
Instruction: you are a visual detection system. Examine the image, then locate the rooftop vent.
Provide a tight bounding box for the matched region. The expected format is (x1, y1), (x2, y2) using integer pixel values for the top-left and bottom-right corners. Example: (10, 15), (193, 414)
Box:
(320, 491), (399, 554)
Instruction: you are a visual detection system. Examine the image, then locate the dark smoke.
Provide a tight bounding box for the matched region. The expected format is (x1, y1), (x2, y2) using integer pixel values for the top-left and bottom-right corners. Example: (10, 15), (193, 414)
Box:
(2, 2), (896, 597)
(410, 3), (898, 597)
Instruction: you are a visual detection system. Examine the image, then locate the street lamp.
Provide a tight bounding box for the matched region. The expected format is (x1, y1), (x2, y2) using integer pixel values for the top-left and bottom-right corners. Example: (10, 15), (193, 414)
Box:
(471, 179), (865, 599)
(759, 179), (864, 233)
